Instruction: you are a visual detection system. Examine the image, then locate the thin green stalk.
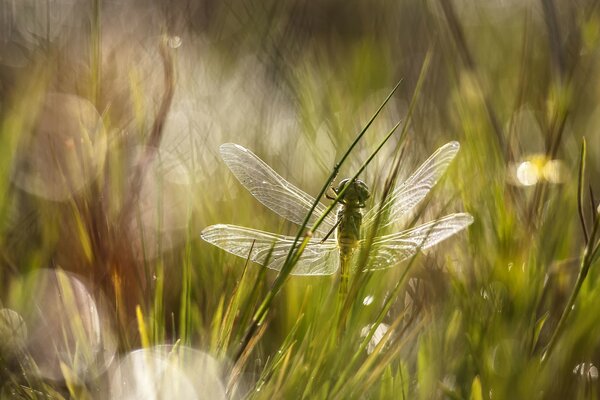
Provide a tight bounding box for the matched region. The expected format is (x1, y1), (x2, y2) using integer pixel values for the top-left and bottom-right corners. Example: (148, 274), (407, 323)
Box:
(330, 52), (435, 396)
(337, 50), (433, 331)
(578, 138), (589, 243)
(178, 228), (193, 345)
(231, 243), (276, 363)
(349, 49), (432, 290)
(91, 0), (101, 105)
(329, 208), (448, 398)
(589, 185), (597, 226)
(542, 205), (600, 363)
(439, 0), (508, 160)
(332, 120), (402, 303)
(542, 138), (599, 362)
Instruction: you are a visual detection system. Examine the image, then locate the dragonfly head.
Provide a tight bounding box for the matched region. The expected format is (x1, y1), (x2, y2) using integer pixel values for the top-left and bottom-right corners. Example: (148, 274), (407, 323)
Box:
(334, 178), (370, 206)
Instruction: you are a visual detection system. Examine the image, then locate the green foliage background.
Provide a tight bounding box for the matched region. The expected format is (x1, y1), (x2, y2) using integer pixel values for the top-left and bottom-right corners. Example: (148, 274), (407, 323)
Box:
(1, 0), (600, 398)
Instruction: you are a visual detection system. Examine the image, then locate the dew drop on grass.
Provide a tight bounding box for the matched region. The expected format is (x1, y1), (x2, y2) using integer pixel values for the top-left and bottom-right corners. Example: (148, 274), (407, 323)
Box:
(168, 35), (182, 48)
(516, 161), (539, 186)
(362, 295), (374, 306)
(573, 362), (599, 380)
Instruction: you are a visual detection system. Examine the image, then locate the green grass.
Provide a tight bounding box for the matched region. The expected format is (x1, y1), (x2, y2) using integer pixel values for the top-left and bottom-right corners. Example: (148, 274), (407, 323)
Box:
(1, 0), (600, 399)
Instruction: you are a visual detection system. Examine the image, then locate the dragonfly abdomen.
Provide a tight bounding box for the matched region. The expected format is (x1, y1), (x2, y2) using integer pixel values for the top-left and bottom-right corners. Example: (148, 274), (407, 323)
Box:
(337, 206), (362, 298)
(336, 206), (362, 257)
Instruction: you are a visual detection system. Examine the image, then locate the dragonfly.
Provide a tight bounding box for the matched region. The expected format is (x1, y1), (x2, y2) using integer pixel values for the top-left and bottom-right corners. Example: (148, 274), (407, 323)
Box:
(201, 142), (473, 292)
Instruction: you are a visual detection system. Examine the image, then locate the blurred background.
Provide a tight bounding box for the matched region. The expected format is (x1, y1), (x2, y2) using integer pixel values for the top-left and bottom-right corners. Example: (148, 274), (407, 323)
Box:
(1, 0), (600, 398)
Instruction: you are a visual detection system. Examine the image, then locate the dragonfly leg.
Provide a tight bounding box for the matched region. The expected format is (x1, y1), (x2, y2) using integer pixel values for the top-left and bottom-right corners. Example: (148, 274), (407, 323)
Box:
(320, 218), (342, 243)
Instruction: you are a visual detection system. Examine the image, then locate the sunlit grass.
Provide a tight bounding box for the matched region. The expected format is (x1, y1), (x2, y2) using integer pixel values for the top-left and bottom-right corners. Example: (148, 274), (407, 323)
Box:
(1, 1), (600, 399)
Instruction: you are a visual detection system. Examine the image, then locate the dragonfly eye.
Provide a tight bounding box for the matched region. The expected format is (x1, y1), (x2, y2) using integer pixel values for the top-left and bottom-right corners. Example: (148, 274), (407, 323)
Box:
(355, 180), (371, 202)
(335, 178), (351, 193)
(339, 178), (351, 187)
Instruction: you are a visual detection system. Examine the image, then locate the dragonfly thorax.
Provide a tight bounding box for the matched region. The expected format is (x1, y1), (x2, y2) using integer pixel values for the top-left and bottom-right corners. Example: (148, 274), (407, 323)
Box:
(334, 179), (369, 258)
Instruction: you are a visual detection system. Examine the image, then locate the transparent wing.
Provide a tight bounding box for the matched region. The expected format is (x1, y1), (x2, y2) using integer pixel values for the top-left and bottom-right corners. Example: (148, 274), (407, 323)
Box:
(364, 142), (460, 231)
(365, 213), (473, 271)
(220, 143), (337, 236)
(201, 224), (340, 275)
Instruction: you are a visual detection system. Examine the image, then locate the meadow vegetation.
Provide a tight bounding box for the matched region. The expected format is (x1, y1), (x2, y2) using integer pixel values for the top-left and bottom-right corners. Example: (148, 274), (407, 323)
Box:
(1, 0), (600, 398)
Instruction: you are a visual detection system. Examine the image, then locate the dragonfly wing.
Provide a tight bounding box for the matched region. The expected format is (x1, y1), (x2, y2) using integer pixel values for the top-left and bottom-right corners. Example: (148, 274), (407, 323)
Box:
(201, 224), (340, 275)
(364, 142), (460, 231)
(220, 143), (337, 236)
(366, 213), (473, 271)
